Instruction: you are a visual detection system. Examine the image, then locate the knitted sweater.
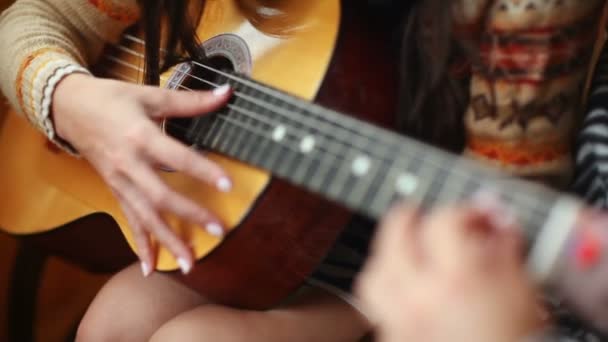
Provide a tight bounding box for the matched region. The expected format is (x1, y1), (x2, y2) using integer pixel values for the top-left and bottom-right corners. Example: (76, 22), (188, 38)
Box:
(0, 0), (605, 182)
(455, 0), (607, 186)
(0, 0), (139, 150)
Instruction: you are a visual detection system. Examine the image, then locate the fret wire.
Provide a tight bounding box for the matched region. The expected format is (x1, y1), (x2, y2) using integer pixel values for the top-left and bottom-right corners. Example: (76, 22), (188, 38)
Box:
(210, 117), (233, 151)
(210, 120), (249, 161)
(345, 159), (384, 211)
(207, 77), (234, 149)
(434, 168), (470, 206)
(224, 111), (250, 158)
(273, 103), (305, 178)
(238, 88), (266, 162)
(359, 159), (394, 215)
(335, 155), (360, 207)
(342, 112), (384, 207)
(289, 105), (325, 185)
(201, 115), (222, 147)
(190, 113), (214, 144)
(304, 144), (340, 193)
(505, 185), (555, 242)
(421, 164), (451, 208)
(216, 80), (242, 153)
(224, 85), (255, 157)
(248, 119), (282, 170)
(200, 79), (228, 148)
(324, 146), (358, 200)
(262, 94), (295, 176)
(209, 118), (227, 151)
(218, 110), (240, 154)
(368, 159), (418, 217)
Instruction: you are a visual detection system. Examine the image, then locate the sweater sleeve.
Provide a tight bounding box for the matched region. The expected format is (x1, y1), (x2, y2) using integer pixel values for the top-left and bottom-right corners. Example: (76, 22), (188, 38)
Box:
(573, 39), (608, 208)
(0, 0), (140, 152)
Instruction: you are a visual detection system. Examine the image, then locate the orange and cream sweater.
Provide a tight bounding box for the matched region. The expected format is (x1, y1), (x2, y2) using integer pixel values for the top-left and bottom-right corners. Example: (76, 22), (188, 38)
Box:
(456, 0), (607, 185)
(0, 0), (140, 150)
(0, 0), (606, 183)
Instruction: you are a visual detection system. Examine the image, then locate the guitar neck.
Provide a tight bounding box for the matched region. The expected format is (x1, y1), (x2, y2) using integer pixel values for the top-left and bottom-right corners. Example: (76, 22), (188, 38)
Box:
(177, 73), (562, 244)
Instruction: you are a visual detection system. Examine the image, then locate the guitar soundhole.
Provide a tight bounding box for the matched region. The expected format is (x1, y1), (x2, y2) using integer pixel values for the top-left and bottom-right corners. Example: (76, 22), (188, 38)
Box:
(164, 56), (235, 147)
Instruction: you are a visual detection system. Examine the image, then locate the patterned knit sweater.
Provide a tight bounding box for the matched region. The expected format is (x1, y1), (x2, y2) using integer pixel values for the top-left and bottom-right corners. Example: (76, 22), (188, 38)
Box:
(0, 0), (606, 180)
(456, 0), (607, 187)
(0, 0), (139, 150)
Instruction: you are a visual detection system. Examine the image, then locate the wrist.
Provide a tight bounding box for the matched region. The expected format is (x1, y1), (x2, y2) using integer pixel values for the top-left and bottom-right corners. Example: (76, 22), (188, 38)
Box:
(51, 72), (95, 144)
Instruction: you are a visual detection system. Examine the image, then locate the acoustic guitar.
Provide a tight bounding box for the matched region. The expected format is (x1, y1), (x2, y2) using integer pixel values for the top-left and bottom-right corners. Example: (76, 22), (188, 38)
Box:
(0, 0), (603, 312)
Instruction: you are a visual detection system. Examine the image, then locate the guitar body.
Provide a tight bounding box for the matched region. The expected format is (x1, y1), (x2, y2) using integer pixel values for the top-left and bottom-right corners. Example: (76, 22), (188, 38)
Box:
(0, 0), (397, 309)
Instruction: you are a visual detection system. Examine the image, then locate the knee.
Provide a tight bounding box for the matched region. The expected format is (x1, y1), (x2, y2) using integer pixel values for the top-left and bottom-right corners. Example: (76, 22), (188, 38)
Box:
(150, 306), (270, 342)
(75, 268), (143, 342)
(75, 308), (119, 342)
(76, 263), (202, 342)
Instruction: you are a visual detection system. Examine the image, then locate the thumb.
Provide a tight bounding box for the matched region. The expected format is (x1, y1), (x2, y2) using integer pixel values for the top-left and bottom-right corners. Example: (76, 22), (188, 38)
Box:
(142, 84), (232, 118)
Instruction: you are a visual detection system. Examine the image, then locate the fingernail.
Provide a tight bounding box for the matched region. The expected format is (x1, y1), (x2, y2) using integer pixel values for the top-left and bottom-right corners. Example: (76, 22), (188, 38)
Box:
(216, 177), (232, 192)
(491, 211), (517, 231)
(206, 222), (224, 237)
(213, 84), (231, 96)
(177, 258), (192, 274)
(470, 188), (502, 214)
(141, 261), (152, 277)
(471, 189), (517, 231)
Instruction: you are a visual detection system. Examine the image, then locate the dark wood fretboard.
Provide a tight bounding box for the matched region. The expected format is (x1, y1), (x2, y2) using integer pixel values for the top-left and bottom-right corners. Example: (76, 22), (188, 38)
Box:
(170, 73), (561, 244)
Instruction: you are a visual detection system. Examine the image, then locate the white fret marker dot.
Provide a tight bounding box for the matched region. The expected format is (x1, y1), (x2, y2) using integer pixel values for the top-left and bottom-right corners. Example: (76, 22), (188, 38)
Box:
(396, 173), (418, 195)
(351, 155), (371, 177)
(300, 136), (316, 153)
(272, 125), (286, 141)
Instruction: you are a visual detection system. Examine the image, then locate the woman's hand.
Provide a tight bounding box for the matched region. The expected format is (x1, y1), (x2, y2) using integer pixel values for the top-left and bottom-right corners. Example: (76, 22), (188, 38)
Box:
(356, 201), (543, 342)
(52, 73), (233, 276)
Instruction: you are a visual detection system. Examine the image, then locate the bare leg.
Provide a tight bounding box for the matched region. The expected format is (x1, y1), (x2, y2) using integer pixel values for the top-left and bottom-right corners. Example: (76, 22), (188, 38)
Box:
(76, 263), (207, 342)
(150, 287), (371, 342)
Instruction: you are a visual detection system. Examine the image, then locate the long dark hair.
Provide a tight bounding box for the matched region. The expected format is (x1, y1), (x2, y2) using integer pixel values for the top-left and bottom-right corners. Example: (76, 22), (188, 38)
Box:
(141, 0), (484, 151)
(140, 0), (205, 86)
(399, 1), (469, 151)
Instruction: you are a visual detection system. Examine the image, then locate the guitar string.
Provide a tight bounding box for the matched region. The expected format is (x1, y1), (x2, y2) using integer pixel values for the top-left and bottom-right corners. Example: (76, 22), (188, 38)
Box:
(100, 42), (556, 219)
(101, 57), (382, 165)
(115, 36), (558, 210)
(107, 40), (516, 182)
(111, 40), (418, 159)
(122, 33), (489, 163)
(97, 57), (552, 222)
(109, 40), (558, 213)
(103, 51), (454, 177)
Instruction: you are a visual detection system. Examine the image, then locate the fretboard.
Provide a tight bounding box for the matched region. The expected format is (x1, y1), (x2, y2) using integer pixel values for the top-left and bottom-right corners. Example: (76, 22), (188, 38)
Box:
(178, 74), (560, 243)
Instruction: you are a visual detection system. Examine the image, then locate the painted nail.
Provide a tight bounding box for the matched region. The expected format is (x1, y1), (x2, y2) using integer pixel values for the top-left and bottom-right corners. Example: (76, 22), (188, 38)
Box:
(206, 222), (224, 237)
(216, 177), (232, 192)
(470, 188), (502, 213)
(177, 258), (192, 274)
(491, 210), (517, 231)
(470, 189), (515, 230)
(141, 261), (152, 277)
(213, 84), (231, 96)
